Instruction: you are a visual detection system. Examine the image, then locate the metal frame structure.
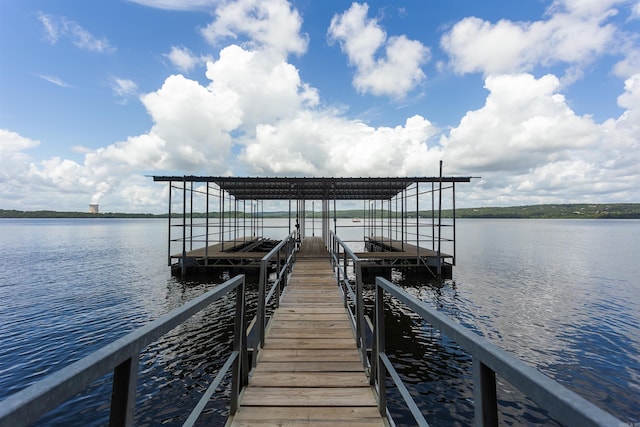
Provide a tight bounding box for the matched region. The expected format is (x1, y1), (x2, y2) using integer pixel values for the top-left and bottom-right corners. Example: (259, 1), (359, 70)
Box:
(371, 277), (623, 427)
(0, 275), (248, 427)
(0, 230), (299, 427)
(153, 170), (472, 277)
(328, 235), (623, 426)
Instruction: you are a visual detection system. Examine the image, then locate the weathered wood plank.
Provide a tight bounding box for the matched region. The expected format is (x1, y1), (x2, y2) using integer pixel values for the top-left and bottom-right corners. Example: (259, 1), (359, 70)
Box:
(263, 338), (357, 349)
(232, 406), (382, 421)
(279, 300), (342, 305)
(249, 372), (370, 387)
(254, 361), (364, 372)
(267, 328), (354, 339)
(273, 313), (347, 321)
(231, 420), (383, 427)
(275, 306), (346, 314)
(232, 406), (385, 427)
(257, 349), (362, 363)
(269, 320), (351, 329)
(240, 387), (377, 407)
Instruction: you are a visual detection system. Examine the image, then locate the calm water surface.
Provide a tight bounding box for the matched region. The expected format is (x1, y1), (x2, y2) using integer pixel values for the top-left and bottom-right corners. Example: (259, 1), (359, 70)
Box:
(383, 219), (640, 425)
(0, 218), (638, 425)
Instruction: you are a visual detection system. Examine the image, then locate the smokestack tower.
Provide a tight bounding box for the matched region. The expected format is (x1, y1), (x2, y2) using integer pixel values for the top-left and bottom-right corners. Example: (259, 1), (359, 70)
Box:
(89, 204), (99, 214)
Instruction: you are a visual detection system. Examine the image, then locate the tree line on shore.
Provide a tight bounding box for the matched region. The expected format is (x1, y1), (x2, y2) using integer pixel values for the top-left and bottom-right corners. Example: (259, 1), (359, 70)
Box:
(1, 203), (639, 219)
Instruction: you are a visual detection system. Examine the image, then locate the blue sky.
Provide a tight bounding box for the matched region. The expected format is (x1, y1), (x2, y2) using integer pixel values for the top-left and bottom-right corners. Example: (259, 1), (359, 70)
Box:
(1, 0), (639, 212)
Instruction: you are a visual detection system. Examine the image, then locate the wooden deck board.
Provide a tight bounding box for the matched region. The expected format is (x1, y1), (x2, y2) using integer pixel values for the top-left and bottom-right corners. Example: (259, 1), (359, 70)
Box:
(231, 407), (384, 426)
(256, 349), (362, 363)
(248, 372), (370, 387)
(240, 387), (377, 406)
(228, 237), (384, 426)
(358, 236), (452, 259)
(253, 361), (364, 372)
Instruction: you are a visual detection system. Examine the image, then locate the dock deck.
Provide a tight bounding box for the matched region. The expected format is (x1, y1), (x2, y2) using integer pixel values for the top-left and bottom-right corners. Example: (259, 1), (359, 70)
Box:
(172, 235), (453, 277)
(228, 238), (385, 426)
(170, 238), (281, 273)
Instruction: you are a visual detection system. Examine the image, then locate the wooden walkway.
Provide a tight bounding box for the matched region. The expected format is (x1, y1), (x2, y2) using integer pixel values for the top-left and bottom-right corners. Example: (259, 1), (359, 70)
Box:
(229, 238), (385, 426)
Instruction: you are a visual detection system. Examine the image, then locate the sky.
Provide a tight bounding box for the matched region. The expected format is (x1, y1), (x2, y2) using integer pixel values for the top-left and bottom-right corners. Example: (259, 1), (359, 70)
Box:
(1, 0), (639, 213)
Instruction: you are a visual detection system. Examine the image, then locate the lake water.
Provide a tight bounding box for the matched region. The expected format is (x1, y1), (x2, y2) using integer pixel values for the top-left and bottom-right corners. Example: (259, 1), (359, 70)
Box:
(0, 218), (638, 425)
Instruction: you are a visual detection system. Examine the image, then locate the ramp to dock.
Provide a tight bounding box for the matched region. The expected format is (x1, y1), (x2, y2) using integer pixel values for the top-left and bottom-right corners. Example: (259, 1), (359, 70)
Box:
(229, 238), (384, 426)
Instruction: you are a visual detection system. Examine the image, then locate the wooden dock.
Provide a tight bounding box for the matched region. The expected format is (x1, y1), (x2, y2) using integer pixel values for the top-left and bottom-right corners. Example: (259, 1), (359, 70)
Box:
(357, 236), (454, 278)
(170, 238), (282, 274)
(228, 238), (385, 426)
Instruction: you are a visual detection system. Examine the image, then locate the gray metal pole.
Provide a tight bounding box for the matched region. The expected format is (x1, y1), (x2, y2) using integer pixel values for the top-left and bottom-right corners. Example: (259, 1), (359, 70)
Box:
(453, 181), (457, 266)
(182, 178), (186, 276)
(167, 181), (172, 266)
(189, 180), (193, 251)
(438, 161), (443, 276)
(415, 182), (419, 265)
(205, 183), (209, 265)
(221, 187), (225, 251)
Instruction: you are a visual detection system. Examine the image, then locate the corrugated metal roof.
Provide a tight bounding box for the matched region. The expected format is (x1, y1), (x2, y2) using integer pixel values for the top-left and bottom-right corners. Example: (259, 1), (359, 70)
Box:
(152, 176), (472, 200)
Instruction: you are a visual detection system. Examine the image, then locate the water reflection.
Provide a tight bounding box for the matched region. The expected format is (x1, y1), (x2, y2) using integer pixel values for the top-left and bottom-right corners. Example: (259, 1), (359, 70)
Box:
(377, 276), (561, 425)
(2, 218), (638, 424)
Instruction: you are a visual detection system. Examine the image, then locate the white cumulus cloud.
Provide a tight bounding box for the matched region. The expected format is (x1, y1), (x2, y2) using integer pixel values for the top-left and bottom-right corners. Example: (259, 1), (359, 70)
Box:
(4, 1), (639, 212)
(164, 46), (210, 73)
(442, 73), (602, 174)
(241, 112), (441, 176)
(441, 72), (640, 205)
(328, 2), (429, 99)
(441, 2), (619, 80)
(201, 0), (308, 57)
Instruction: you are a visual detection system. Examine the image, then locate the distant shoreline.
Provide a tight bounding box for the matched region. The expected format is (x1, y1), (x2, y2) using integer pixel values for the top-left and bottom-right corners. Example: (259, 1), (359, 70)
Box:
(2, 203), (639, 219)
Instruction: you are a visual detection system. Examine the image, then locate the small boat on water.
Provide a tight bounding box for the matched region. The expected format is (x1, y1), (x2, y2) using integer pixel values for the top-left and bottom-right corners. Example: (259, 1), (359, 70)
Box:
(352, 218), (361, 223)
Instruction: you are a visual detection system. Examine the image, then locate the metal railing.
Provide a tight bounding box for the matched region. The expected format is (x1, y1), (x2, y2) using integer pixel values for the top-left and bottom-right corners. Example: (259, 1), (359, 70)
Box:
(254, 230), (297, 364)
(329, 231), (368, 368)
(373, 276), (624, 427)
(0, 275), (248, 427)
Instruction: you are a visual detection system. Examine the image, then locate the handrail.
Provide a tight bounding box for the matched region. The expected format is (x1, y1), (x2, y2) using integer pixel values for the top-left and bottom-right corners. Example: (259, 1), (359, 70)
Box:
(0, 275), (248, 427)
(329, 231), (367, 368)
(373, 276), (623, 427)
(254, 231), (297, 363)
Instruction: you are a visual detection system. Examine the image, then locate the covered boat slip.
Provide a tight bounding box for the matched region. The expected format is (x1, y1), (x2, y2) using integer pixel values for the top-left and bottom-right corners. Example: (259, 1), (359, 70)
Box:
(153, 171), (472, 278)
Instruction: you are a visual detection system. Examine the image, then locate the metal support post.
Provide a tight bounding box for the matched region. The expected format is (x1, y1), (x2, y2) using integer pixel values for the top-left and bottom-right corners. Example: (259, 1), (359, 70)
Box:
(230, 279), (246, 414)
(189, 181), (193, 251)
(437, 160), (443, 276)
(473, 358), (498, 426)
(256, 259), (267, 363)
(182, 178), (187, 277)
(109, 355), (139, 427)
(167, 181), (172, 266)
(205, 183), (209, 265)
(375, 284), (387, 417)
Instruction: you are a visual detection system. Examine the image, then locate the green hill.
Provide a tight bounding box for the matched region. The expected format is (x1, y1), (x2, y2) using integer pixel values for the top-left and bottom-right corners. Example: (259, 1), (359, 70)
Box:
(1, 203), (639, 219)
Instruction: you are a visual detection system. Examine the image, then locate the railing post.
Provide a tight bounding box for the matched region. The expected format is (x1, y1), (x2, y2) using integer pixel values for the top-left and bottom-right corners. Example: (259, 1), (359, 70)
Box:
(230, 276), (246, 415)
(355, 260), (364, 353)
(276, 249), (281, 308)
(375, 280), (387, 418)
(182, 178), (187, 277)
(335, 249), (343, 303)
(256, 259), (267, 361)
(472, 357), (498, 426)
(109, 355), (139, 427)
